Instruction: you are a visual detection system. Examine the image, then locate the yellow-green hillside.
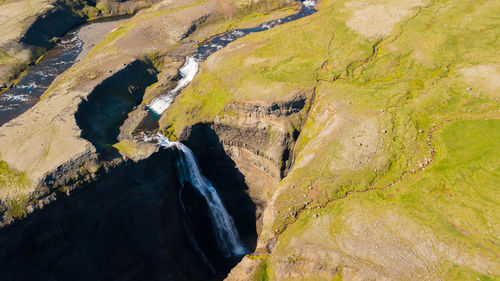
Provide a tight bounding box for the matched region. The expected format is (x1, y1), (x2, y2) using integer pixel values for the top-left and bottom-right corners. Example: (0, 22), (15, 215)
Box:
(161, 0), (500, 279)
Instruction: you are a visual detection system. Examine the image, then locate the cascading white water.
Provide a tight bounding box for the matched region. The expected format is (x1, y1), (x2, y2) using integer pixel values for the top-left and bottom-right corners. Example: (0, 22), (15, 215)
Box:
(302, 0), (316, 8)
(144, 0), (317, 258)
(157, 134), (247, 258)
(147, 1), (316, 117)
(148, 56), (199, 115)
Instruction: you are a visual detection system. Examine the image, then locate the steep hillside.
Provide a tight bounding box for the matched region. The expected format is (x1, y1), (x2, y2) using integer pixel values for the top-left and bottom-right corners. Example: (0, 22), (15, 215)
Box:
(158, 0), (500, 279)
(0, 0), (299, 220)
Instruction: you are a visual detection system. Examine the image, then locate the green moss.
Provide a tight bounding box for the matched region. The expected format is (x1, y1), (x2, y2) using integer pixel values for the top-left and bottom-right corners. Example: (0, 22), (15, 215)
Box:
(276, 119), (500, 279)
(254, 259), (270, 281)
(81, 5), (99, 18)
(95, 0), (111, 15)
(160, 72), (230, 133)
(173, 0), (497, 278)
(443, 263), (496, 281)
(112, 140), (139, 158)
(0, 160), (30, 192)
(396, 119), (500, 241)
(143, 51), (165, 69)
(6, 196), (29, 219)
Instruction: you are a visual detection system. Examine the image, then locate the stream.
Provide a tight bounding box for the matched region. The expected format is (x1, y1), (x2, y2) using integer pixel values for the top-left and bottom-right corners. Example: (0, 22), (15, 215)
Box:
(0, 16), (129, 127)
(0, 30), (82, 127)
(148, 0), (317, 114)
(0, 0), (317, 276)
(148, 0), (317, 264)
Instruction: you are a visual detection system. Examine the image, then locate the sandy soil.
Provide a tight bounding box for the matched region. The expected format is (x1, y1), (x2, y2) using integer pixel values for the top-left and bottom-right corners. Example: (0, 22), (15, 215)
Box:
(459, 64), (500, 97)
(0, 0), (53, 45)
(343, 0), (424, 38)
(75, 18), (126, 62)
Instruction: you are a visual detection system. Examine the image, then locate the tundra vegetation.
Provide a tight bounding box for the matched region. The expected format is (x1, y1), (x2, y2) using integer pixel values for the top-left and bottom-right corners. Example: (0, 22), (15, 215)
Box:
(161, 0), (500, 279)
(0, 0), (498, 280)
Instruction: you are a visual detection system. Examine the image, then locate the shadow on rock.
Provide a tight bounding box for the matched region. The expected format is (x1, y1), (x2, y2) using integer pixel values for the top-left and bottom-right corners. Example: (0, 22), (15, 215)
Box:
(75, 60), (157, 160)
(0, 148), (216, 281)
(180, 123), (259, 254)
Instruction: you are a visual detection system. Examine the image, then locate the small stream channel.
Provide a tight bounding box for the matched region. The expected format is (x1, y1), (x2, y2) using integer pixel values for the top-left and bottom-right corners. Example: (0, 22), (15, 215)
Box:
(145, 0), (317, 273)
(148, 0), (317, 114)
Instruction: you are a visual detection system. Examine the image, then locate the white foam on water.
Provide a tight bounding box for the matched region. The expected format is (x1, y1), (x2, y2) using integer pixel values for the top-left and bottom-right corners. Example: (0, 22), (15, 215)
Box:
(156, 133), (247, 257)
(3, 93), (30, 102)
(303, 0), (316, 8)
(148, 56), (199, 114)
(61, 36), (79, 44)
(148, 0), (315, 116)
(233, 30), (245, 36)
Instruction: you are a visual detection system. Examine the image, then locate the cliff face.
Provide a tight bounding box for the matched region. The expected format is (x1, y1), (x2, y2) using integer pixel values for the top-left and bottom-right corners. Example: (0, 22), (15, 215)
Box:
(176, 91), (312, 244)
(1, 0), (499, 280)
(0, 148), (216, 281)
(158, 0), (500, 280)
(0, 0), (218, 214)
(0, 1), (307, 280)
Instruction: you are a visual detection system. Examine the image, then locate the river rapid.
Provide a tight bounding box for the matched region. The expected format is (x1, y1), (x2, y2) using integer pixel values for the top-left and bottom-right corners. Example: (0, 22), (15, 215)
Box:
(147, 0), (317, 264)
(0, 16), (128, 127)
(148, 0), (317, 114)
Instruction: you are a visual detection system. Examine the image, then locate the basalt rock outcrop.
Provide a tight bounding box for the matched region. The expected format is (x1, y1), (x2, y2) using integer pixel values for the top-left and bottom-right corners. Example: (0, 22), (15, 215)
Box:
(75, 59), (158, 157)
(0, 146), (240, 281)
(0, 0), (220, 208)
(176, 91), (313, 240)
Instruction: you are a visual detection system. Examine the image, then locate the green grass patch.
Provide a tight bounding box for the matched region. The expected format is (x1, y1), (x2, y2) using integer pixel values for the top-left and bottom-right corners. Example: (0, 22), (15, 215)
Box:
(112, 140), (139, 158)
(0, 160), (30, 192)
(395, 119), (500, 242)
(160, 71), (230, 132)
(254, 258), (270, 281)
(6, 196), (29, 219)
(0, 159), (30, 219)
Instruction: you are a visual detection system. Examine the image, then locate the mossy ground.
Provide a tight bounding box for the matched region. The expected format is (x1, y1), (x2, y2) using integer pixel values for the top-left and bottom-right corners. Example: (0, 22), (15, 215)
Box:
(0, 0), (498, 278)
(274, 119), (500, 280)
(112, 140), (139, 158)
(159, 0), (500, 279)
(0, 160), (30, 194)
(0, 159), (31, 219)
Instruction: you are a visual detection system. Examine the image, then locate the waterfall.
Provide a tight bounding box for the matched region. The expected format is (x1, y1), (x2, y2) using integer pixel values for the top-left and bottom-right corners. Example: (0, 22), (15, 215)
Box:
(302, 0), (316, 8)
(148, 57), (199, 115)
(157, 134), (247, 258)
(146, 1), (316, 116)
(145, 0), (317, 257)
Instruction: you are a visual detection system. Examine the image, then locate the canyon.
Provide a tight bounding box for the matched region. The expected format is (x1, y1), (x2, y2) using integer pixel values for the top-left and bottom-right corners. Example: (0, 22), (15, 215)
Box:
(0, 0), (499, 280)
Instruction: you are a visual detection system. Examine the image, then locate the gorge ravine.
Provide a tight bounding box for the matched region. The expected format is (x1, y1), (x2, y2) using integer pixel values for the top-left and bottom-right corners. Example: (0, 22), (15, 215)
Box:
(145, 0), (316, 268)
(0, 1), (317, 280)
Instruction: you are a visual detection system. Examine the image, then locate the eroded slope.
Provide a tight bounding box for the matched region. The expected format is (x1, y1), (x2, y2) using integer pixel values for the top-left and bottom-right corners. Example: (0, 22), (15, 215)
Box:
(155, 0), (499, 279)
